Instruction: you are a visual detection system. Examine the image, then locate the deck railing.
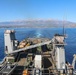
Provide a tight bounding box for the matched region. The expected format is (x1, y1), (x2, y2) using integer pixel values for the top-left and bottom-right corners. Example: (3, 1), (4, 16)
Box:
(27, 68), (74, 75)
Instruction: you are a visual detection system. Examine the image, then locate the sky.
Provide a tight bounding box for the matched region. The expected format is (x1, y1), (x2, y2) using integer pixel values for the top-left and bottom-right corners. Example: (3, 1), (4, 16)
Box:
(0, 0), (76, 22)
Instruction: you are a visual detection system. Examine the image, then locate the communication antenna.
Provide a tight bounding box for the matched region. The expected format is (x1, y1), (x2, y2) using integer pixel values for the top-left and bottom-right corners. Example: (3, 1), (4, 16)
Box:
(63, 9), (67, 37)
(63, 13), (67, 38)
(63, 20), (65, 36)
(62, 19), (65, 38)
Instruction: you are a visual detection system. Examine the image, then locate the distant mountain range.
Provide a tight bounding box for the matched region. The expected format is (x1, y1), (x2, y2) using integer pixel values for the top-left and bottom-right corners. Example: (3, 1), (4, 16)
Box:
(0, 20), (76, 28)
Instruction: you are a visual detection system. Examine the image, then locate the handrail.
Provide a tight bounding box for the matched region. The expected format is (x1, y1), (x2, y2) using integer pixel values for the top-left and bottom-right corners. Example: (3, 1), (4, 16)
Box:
(0, 63), (18, 75)
(0, 63), (7, 71)
(7, 63), (18, 75)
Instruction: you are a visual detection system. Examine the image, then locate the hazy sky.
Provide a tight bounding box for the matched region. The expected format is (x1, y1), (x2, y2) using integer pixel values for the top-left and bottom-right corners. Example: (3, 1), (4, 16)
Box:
(0, 0), (76, 22)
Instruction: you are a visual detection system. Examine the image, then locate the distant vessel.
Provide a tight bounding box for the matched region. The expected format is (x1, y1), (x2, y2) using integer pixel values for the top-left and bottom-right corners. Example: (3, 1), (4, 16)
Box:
(0, 30), (75, 75)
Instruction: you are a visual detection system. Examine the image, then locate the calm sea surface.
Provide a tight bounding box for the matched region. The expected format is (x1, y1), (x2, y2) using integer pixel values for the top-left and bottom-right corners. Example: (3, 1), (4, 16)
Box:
(0, 28), (76, 64)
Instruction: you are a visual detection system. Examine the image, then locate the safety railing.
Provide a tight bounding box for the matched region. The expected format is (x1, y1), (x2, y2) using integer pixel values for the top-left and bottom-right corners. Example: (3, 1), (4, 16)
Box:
(26, 68), (75, 75)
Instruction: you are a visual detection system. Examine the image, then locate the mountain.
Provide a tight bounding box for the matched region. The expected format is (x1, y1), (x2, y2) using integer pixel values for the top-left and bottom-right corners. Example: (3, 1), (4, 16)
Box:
(0, 20), (76, 28)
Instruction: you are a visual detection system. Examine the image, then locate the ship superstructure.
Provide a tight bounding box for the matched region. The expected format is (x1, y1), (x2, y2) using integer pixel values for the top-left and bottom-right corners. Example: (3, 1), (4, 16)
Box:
(0, 30), (74, 75)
